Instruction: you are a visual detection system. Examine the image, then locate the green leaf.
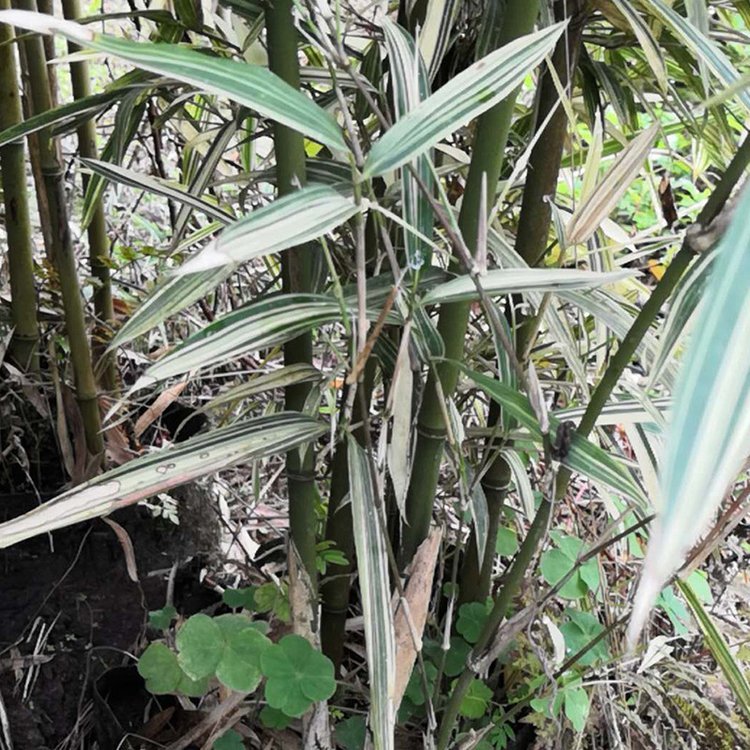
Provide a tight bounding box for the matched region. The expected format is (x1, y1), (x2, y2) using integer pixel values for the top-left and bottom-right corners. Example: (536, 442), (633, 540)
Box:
(404, 661), (437, 706)
(364, 23), (565, 177)
(176, 614), (224, 680)
(540, 532), (600, 600)
(259, 705), (293, 729)
(138, 642), (182, 694)
(178, 185), (358, 273)
(212, 729), (244, 750)
(629, 185), (750, 642)
(347, 437), (396, 747)
(261, 634), (336, 717)
(223, 587), (256, 610)
(495, 526), (518, 557)
(422, 268), (633, 305)
(559, 608), (609, 667)
(0, 413), (325, 549)
(82, 158), (234, 223)
(656, 586), (691, 635)
(458, 678), (493, 719)
(148, 605), (177, 630)
(215, 626), (271, 692)
(335, 715), (368, 750)
(176, 671), (211, 697)
(564, 686), (590, 732)
(456, 602), (490, 644)
(461, 367), (646, 504)
(132, 294), (346, 389)
(0, 11), (346, 151)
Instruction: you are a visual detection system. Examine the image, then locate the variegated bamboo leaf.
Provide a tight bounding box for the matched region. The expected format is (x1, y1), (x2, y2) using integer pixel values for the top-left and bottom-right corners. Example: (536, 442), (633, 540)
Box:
(348, 437), (396, 750)
(422, 268), (633, 305)
(364, 23), (566, 177)
(0, 413), (325, 549)
(0, 10), (346, 151)
(177, 184), (358, 272)
(629, 186), (750, 644)
(463, 367), (647, 504)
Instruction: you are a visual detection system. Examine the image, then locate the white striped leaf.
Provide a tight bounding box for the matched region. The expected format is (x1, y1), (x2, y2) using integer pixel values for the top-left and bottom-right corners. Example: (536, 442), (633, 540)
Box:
(0, 10), (346, 151)
(364, 23), (566, 177)
(132, 294), (344, 390)
(347, 437), (396, 750)
(463, 368), (647, 504)
(422, 268), (634, 305)
(0, 413), (325, 549)
(177, 184), (359, 272)
(110, 267), (233, 350)
(629, 186), (750, 644)
(643, 0), (750, 111)
(381, 18), (433, 267)
(83, 158), (235, 223)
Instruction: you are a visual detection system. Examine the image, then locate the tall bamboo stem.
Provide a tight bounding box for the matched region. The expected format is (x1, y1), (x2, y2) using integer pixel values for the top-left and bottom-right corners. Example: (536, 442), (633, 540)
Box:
(401, 0), (541, 565)
(62, 0), (117, 393)
(265, 0), (319, 610)
(0, 2), (39, 371)
(13, 0), (103, 456)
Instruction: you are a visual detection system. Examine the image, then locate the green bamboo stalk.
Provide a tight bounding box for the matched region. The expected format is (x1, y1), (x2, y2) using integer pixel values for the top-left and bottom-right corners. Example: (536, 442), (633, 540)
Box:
(0, 3), (39, 371)
(13, 0), (104, 456)
(401, 0), (541, 565)
(265, 0), (319, 605)
(62, 0), (117, 393)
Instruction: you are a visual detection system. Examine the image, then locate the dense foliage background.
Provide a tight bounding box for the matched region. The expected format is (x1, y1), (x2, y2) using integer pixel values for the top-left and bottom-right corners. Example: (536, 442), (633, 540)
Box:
(2, 0), (750, 748)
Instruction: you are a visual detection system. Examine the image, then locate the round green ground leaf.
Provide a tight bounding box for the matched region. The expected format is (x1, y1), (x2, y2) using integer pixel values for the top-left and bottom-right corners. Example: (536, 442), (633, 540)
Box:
(214, 613), (255, 638)
(456, 602), (490, 644)
(223, 586), (256, 610)
(559, 608), (609, 667)
(138, 642), (182, 694)
(148, 605), (177, 630)
(335, 715), (367, 750)
(216, 627), (271, 692)
(212, 728), (244, 750)
(261, 634), (336, 717)
(177, 670), (211, 697)
(458, 678), (493, 719)
(260, 705), (293, 729)
(176, 613), (225, 680)
(496, 526), (518, 557)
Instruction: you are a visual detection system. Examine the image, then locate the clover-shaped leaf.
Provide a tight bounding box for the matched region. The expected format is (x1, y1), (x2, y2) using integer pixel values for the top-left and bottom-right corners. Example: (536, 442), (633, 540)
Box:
(456, 602), (491, 644)
(212, 729), (244, 750)
(216, 626), (271, 692)
(138, 642), (182, 694)
(148, 605), (177, 630)
(559, 608), (609, 667)
(458, 678), (493, 719)
(176, 671), (211, 697)
(261, 634), (336, 717)
(540, 532), (599, 600)
(223, 586), (256, 610)
(176, 613), (225, 680)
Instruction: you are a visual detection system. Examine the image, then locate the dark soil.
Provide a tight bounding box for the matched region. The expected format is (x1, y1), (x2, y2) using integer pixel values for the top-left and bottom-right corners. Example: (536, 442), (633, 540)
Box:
(0, 488), (221, 750)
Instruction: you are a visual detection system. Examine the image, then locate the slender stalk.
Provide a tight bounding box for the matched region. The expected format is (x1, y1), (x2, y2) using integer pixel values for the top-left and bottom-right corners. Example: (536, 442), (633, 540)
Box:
(62, 0), (117, 393)
(0, 3), (39, 371)
(14, 0), (103, 456)
(265, 0), (319, 605)
(401, 0), (542, 565)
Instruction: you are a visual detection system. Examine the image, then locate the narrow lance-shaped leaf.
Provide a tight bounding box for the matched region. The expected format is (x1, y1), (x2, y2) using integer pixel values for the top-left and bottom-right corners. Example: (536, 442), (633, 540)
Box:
(364, 22), (566, 177)
(628, 186), (750, 645)
(0, 10), (347, 151)
(381, 18), (434, 268)
(0, 414), (326, 549)
(422, 268), (634, 306)
(177, 184), (359, 273)
(565, 125), (659, 246)
(348, 437), (396, 750)
(83, 158), (235, 223)
(462, 367), (647, 505)
(643, 0), (750, 112)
